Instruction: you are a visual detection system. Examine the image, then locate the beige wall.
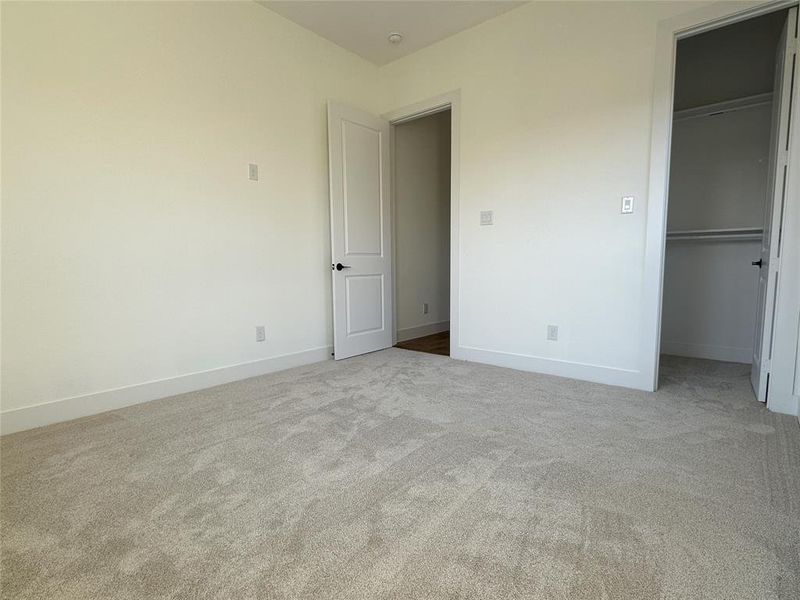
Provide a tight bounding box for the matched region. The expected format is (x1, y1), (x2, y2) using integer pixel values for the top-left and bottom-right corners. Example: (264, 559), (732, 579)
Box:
(394, 111), (450, 338)
(376, 1), (712, 378)
(1, 1), (379, 413)
(4, 0), (742, 425)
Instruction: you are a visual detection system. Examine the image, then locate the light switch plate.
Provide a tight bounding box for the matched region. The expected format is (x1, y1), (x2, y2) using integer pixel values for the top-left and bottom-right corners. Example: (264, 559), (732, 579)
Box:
(621, 196), (634, 214)
(480, 210), (494, 226)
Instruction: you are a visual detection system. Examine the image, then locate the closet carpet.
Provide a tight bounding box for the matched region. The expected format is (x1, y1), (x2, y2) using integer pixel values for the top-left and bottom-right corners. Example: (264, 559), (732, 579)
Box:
(2, 350), (799, 599)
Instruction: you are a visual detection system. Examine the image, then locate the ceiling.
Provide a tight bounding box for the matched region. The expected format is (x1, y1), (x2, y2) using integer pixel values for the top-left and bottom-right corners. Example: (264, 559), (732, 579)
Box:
(259, 1), (526, 66)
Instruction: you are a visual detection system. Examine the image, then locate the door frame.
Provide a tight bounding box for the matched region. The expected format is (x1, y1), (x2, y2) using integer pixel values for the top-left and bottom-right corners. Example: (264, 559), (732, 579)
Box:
(643, 0), (800, 414)
(382, 90), (461, 357)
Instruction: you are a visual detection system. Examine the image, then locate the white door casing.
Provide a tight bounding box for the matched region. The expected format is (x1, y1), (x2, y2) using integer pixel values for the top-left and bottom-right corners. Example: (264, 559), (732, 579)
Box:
(328, 101), (393, 359)
(751, 7), (797, 402)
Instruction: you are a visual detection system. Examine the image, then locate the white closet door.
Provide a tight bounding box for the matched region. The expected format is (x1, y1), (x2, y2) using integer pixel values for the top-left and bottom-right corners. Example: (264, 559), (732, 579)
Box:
(751, 7), (797, 402)
(327, 101), (393, 360)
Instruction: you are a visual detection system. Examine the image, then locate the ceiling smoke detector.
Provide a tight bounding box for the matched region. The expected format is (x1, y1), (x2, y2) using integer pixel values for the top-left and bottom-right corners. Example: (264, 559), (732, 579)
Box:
(388, 32), (403, 45)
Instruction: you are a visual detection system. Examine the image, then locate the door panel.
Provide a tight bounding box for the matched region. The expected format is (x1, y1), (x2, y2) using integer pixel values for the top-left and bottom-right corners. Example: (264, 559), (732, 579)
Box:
(751, 7), (797, 401)
(343, 120), (384, 255)
(346, 275), (384, 335)
(328, 102), (392, 360)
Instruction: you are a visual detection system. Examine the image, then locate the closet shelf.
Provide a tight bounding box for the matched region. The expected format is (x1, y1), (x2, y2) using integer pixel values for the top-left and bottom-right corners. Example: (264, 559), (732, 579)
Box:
(666, 227), (763, 242)
(673, 92), (773, 122)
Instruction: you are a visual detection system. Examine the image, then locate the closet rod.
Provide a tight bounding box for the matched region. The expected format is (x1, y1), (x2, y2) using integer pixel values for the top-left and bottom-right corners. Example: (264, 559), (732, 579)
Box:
(666, 227), (763, 242)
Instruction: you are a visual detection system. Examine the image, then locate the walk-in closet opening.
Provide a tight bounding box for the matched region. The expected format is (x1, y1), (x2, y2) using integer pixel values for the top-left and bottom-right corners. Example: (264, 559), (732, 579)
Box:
(392, 109), (452, 357)
(659, 7), (797, 402)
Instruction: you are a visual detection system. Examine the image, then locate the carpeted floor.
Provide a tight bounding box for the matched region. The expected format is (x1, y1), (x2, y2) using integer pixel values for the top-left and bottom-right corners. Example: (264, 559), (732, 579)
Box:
(1, 350), (799, 599)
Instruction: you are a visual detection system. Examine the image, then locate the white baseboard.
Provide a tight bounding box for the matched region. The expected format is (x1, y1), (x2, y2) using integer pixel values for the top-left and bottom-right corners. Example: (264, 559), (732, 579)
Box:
(0, 346), (332, 436)
(452, 345), (643, 389)
(767, 391), (800, 417)
(396, 321), (450, 343)
(660, 341), (751, 364)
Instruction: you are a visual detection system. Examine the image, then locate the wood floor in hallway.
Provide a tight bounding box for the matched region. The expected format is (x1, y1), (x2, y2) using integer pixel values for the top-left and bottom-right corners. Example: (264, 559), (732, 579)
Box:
(395, 331), (450, 356)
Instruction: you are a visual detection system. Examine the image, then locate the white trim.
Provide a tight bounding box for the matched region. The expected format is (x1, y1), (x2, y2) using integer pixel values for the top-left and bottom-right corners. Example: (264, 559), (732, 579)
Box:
(456, 346), (641, 389)
(642, 0), (799, 397)
(673, 92), (773, 122)
(0, 346), (333, 436)
(389, 120), (399, 346)
(660, 341), (752, 364)
(773, 392), (800, 417)
(382, 91), (458, 124)
(767, 6), (800, 416)
(388, 104), (450, 125)
(382, 90), (461, 358)
(396, 321), (450, 343)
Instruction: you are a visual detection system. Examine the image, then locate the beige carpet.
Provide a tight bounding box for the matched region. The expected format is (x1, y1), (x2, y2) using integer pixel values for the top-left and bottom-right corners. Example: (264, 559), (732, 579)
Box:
(1, 350), (799, 599)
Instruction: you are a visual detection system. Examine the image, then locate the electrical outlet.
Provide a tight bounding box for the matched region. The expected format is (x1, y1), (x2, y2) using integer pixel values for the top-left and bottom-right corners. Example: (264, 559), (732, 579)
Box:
(547, 325), (559, 341)
(255, 325), (266, 342)
(480, 210), (494, 226)
(248, 163), (259, 181)
(422, 302), (429, 315)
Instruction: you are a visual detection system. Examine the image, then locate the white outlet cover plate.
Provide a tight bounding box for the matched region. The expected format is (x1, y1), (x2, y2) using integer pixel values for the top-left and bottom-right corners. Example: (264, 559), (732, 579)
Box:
(621, 196), (634, 214)
(480, 210), (494, 226)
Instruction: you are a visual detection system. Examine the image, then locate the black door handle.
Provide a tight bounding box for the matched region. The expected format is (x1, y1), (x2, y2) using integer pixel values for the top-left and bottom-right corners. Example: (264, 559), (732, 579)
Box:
(334, 262), (351, 271)
(752, 259), (763, 267)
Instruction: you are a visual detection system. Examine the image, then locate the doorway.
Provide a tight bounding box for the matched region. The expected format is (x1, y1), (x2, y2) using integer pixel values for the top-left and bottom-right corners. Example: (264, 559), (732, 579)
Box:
(392, 109), (452, 357)
(327, 92), (460, 362)
(658, 7), (797, 401)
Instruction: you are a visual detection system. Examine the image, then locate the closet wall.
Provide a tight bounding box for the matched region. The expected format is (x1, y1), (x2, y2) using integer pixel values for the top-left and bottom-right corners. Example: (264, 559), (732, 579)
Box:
(661, 12), (785, 364)
(661, 103), (770, 362)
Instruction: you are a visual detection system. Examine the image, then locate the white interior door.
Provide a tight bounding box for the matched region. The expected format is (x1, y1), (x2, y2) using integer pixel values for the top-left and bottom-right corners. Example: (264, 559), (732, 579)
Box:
(751, 7), (797, 402)
(327, 101), (393, 359)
